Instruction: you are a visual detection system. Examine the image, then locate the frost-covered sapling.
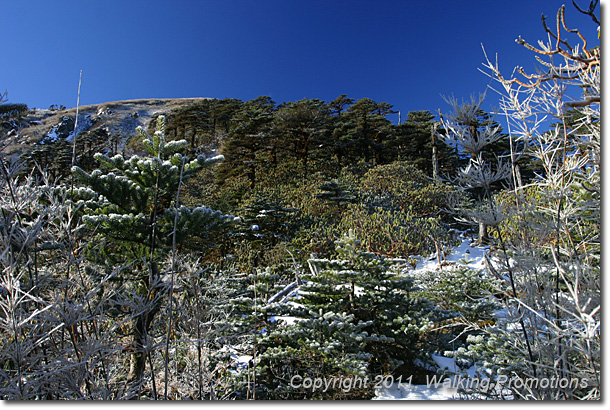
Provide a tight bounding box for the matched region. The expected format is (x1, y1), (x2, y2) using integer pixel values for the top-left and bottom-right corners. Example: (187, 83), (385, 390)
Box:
(452, 2), (600, 399)
(437, 94), (511, 244)
(72, 115), (234, 394)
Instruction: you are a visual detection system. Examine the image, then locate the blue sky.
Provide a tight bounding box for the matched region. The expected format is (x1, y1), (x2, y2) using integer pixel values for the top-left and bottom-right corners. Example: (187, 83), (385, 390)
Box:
(2, 0), (600, 120)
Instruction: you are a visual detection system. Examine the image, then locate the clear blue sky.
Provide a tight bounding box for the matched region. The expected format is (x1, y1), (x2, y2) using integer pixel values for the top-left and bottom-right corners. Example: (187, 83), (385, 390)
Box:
(1, 0), (600, 119)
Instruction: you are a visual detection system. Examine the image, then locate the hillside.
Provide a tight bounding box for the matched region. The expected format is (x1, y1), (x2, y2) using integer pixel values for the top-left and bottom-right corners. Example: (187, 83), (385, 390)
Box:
(0, 0), (600, 401)
(1, 98), (212, 161)
(0, 89), (600, 400)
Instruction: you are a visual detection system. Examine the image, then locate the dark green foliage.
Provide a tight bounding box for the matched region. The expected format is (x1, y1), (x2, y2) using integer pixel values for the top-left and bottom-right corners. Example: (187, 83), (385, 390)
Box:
(328, 94), (355, 116)
(359, 161), (449, 214)
(215, 95), (418, 192)
(256, 310), (376, 399)
(205, 267), (297, 399)
(0, 102), (29, 120)
(417, 264), (502, 340)
(230, 198), (300, 269)
(272, 98), (330, 177)
(148, 98), (244, 151)
(1, 1), (600, 398)
(393, 111), (454, 175)
(237, 199), (298, 245)
(337, 98), (396, 165)
(288, 232), (451, 377)
(316, 179), (356, 208)
(216, 97), (276, 188)
(21, 127), (114, 180)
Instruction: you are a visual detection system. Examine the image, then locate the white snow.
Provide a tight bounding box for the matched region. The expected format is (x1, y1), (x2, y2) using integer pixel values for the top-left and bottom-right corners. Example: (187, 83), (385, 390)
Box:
(410, 234), (490, 277)
(269, 316), (302, 325)
(431, 353), (460, 374)
(41, 126), (59, 144)
(375, 353), (492, 400)
(232, 354), (253, 369)
(421, 235), (488, 271)
(374, 382), (460, 400)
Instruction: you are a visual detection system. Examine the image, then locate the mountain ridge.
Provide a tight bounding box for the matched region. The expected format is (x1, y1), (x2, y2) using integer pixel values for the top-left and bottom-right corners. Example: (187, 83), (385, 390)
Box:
(2, 97), (213, 160)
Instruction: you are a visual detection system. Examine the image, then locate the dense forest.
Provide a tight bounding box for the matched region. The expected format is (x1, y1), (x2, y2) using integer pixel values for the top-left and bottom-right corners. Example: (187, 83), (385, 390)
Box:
(0, 3), (600, 400)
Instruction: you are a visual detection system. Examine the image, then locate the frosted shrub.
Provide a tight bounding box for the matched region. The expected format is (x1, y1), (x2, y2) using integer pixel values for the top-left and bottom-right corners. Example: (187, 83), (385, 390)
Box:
(452, 2), (600, 400)
(437, 93), (511, 244)
(0, 161), (124, 399)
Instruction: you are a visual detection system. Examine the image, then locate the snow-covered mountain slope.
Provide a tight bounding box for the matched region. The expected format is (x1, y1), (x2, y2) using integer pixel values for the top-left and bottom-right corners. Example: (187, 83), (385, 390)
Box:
(1, 98), (211, 160)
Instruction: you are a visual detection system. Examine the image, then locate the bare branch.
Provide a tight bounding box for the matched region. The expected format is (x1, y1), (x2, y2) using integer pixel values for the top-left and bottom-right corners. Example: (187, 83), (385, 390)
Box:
(572, 0), (600, 25)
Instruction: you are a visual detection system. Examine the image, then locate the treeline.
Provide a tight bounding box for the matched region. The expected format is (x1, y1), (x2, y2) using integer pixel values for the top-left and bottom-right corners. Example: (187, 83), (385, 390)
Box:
(145, 95), (463, 183)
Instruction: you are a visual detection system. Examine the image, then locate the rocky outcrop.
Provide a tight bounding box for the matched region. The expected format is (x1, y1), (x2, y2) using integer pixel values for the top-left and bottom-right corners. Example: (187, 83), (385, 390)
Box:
(55, 116), (75, 139)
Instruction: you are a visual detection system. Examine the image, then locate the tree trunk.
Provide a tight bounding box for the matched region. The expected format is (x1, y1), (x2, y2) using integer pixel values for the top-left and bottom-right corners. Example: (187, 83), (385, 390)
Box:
(478, 222), (490, 245)
(431, 124), (439, 180)
(127, 263), (164, 397)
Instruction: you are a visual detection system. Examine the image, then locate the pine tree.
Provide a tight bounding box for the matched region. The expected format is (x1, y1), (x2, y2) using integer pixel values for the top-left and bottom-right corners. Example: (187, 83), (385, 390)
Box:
(272, 98), (330, 178)
(256, 309), (375, 399)
(341, 98), (396, 165)
(213, 267), (295, 399)
(232, 198), (299, 268)
(328, 94), (355, 117)
(301, 230), (451, 376)
(316, 179), (356, 210)
(393, 110), (454, 176)
(255, 230), (451, 395)
(72, 115), (235, 394)
(216, 97), (276, 188)
(0, 102), (28, 121)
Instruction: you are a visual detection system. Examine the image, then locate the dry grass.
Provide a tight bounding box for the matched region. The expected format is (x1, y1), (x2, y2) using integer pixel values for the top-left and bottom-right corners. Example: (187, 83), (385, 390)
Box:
(3, 98), (212, 161)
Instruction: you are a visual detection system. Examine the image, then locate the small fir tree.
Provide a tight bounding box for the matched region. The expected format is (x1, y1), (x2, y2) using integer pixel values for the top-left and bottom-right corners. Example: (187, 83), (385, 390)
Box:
(256, 230), (452, 395)
(72, 115), (234, 394)
(300, 230), (451, 376)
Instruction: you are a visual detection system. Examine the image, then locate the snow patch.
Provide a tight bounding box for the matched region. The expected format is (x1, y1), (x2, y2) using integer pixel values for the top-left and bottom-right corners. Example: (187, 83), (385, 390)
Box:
(269, 316), (302, 325)
(410, 234), (490, 275)
(374, 382), (459, 400)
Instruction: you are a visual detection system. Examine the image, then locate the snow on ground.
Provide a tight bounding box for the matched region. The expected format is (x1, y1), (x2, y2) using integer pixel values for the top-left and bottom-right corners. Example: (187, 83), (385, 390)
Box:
(40, 126), (58, 144)
(374, 354), (487, 400)
(374, 354), (462, 400)
(445, 237), (488, 269)
(374, 381), (459, 400)
(412, 233), (490, 274)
